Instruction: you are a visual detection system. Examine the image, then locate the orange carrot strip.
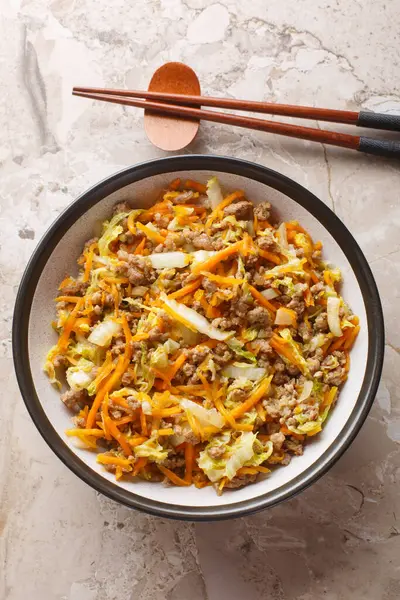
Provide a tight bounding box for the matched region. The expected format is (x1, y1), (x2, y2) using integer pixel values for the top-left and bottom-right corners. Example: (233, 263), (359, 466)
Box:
(97, 454), (132, 468)
(104, 417), (132, 456)
(230, 375), (273, 419)
(169, 177), (181, 190)
(55, 295), (84, 303)
(168, 352), (188, 381)
(136, 222), (166, 244)
(131, 332), (149, 342)
(134, 237), (147, 255)
(168, 278), (202, 300)
(191, 240), (243, 276)
(248, 285), (277, 313)
(132, 457), (147, 476)
(140, 409), (148, 436)
(151, 407), (183, 417)
(200, 272), (246, 286)
(57, 298), (84, 351)
(127, 212), (137, 235)
(157, 428), (174, 436)
(184, 179), (207, 194)
(83, 242), (97, 283)
(184, 443), (195, 483)
(343, 325), (360, 349)
(128, 436), (148, 448)
(158, 464), (191, 486)
(258, 249), (281, 265)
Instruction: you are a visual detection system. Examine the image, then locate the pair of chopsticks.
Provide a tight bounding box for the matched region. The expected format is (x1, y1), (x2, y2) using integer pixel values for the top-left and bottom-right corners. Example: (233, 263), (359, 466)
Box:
(73, 86), (400, 158)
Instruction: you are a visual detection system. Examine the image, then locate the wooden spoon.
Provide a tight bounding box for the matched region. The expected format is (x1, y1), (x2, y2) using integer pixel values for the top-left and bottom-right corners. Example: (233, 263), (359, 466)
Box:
(144, 62), (201, 151)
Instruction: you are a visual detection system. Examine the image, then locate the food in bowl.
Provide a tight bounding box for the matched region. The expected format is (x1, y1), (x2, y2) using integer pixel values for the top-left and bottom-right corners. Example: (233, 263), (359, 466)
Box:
(44, 176), (360, 494)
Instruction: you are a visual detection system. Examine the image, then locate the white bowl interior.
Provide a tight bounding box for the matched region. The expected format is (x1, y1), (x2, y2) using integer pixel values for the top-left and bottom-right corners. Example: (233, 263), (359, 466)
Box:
(28, 170), (368, 508)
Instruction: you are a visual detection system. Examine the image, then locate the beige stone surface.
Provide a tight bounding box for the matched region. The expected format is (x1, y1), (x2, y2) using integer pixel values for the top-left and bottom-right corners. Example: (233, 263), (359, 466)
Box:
(1, 0), (399, 598)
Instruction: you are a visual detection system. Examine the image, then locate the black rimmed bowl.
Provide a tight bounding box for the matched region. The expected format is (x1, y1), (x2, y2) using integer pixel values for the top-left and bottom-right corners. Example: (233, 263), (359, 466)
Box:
(13, 155), (384, 520)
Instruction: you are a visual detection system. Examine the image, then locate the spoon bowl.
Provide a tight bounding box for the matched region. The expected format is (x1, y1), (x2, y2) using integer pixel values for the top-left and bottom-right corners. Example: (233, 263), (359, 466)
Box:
(144, 62), (201, 151)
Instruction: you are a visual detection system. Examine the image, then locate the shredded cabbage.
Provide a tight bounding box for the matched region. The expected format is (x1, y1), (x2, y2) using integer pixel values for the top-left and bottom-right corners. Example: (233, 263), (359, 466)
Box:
(222, 363), (266, 381)
(98, 211), (130, 256)
(181, 398), (225, 430)
(198, 432), (273, 482)
(134, 436), (168, 462)
(148, 252), (190, 269)
(327, 296), (342, 337)
(161, 293), (234, 341)
(150, 346), (169, 369)
(227, 338), (257, 364)
(298, 380), (314, 403)
(207, 176), (223, 209)
(66, 358), (95, 391)
(88, 319), (122, 347)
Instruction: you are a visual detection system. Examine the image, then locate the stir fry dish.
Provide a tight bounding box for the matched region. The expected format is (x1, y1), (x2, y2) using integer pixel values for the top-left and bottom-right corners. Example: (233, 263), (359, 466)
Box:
(45, 177), (360, 493)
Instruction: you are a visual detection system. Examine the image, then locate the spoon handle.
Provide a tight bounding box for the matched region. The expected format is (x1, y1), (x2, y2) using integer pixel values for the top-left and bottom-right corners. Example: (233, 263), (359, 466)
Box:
(358, 137), (400, 157)
(358, 111), (400, 132)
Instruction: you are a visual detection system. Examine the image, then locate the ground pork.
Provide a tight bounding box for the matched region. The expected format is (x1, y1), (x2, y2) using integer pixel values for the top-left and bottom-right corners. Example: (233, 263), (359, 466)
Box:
(148, 327), (168, 343)
(224, 200), (253, 220)
(172, 191), (195, 204)
(61, 388), (89, 413)
(298, 321), (312, 342)
(257, 229), (277, 251)
(314, 312), (329, 332)
(270, 432), (285, 451)
(213, 343), (234, 366)
(113, 201), (131, 215)
(247, 306), (271, 327)
(310, 282), (325, 294)
(212, 316), (241, 330)
(61, 279), (88, 296)
(208, 445), (226, 459)
(187, 346), (211, 365)
(224, 474), (258, 490)
(254, 201), (271, 221)
(53, 354), (68, 368)
(192, 232), (215, 250)
(285, 438), (304, 456)
(116, 250), (156, 285)
(229, 388), (248, 402)
(172, 424), (199, 446)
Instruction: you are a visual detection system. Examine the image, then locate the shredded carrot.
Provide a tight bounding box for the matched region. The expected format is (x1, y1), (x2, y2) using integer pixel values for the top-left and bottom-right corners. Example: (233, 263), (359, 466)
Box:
(248, 285), (277, 313)
(258, 249), (281, 265)
(169, 177), (181, 190)
(184, 443), (195, 483)
(191, 240), (243, 276)
(344, 325), (360, 349)
(55, 295), (84, 303)
(200, 272), (246, 286)
(218, 476), (228, 493)
(207, 190), (245, 227)
(58, 276), (75, 290)
(168, 278), (202, 300)
(131, 332), (149, 342)
(97, 454), (132, 468)
(136, 222), (166, 244)
(237, 467), (259, 475)
(230, 375), (273, 419)
(66, 428), (105, 438)
(184, 179), (207, 194)
(151, 406), (183, 418)
(127, 212), (137, 235)
(104, 417), (133, 457)
(158, 464), (191, 486)
(157, 428), (174, 436)
(128, 436), (148, 448)
(57, 298), (84, 351)
(132, 457), (148, 476)
(140, 409), (148, 436)
(134, 237), (147, 255)
(83, 242), (97, 283)
(111, 283), (119, 317)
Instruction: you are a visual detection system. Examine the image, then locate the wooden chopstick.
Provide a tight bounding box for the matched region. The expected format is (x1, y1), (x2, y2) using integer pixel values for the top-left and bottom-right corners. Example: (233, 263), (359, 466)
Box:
(73, 86), (400, 132)
(72, 90), (400, 158)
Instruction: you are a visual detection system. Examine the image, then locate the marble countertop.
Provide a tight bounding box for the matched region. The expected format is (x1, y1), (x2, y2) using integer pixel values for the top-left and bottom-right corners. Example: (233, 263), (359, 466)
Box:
(1, 0), (399, 598)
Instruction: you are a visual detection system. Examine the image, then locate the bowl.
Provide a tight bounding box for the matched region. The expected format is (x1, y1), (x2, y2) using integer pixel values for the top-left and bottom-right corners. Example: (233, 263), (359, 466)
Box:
(13, 155), (384, 520)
